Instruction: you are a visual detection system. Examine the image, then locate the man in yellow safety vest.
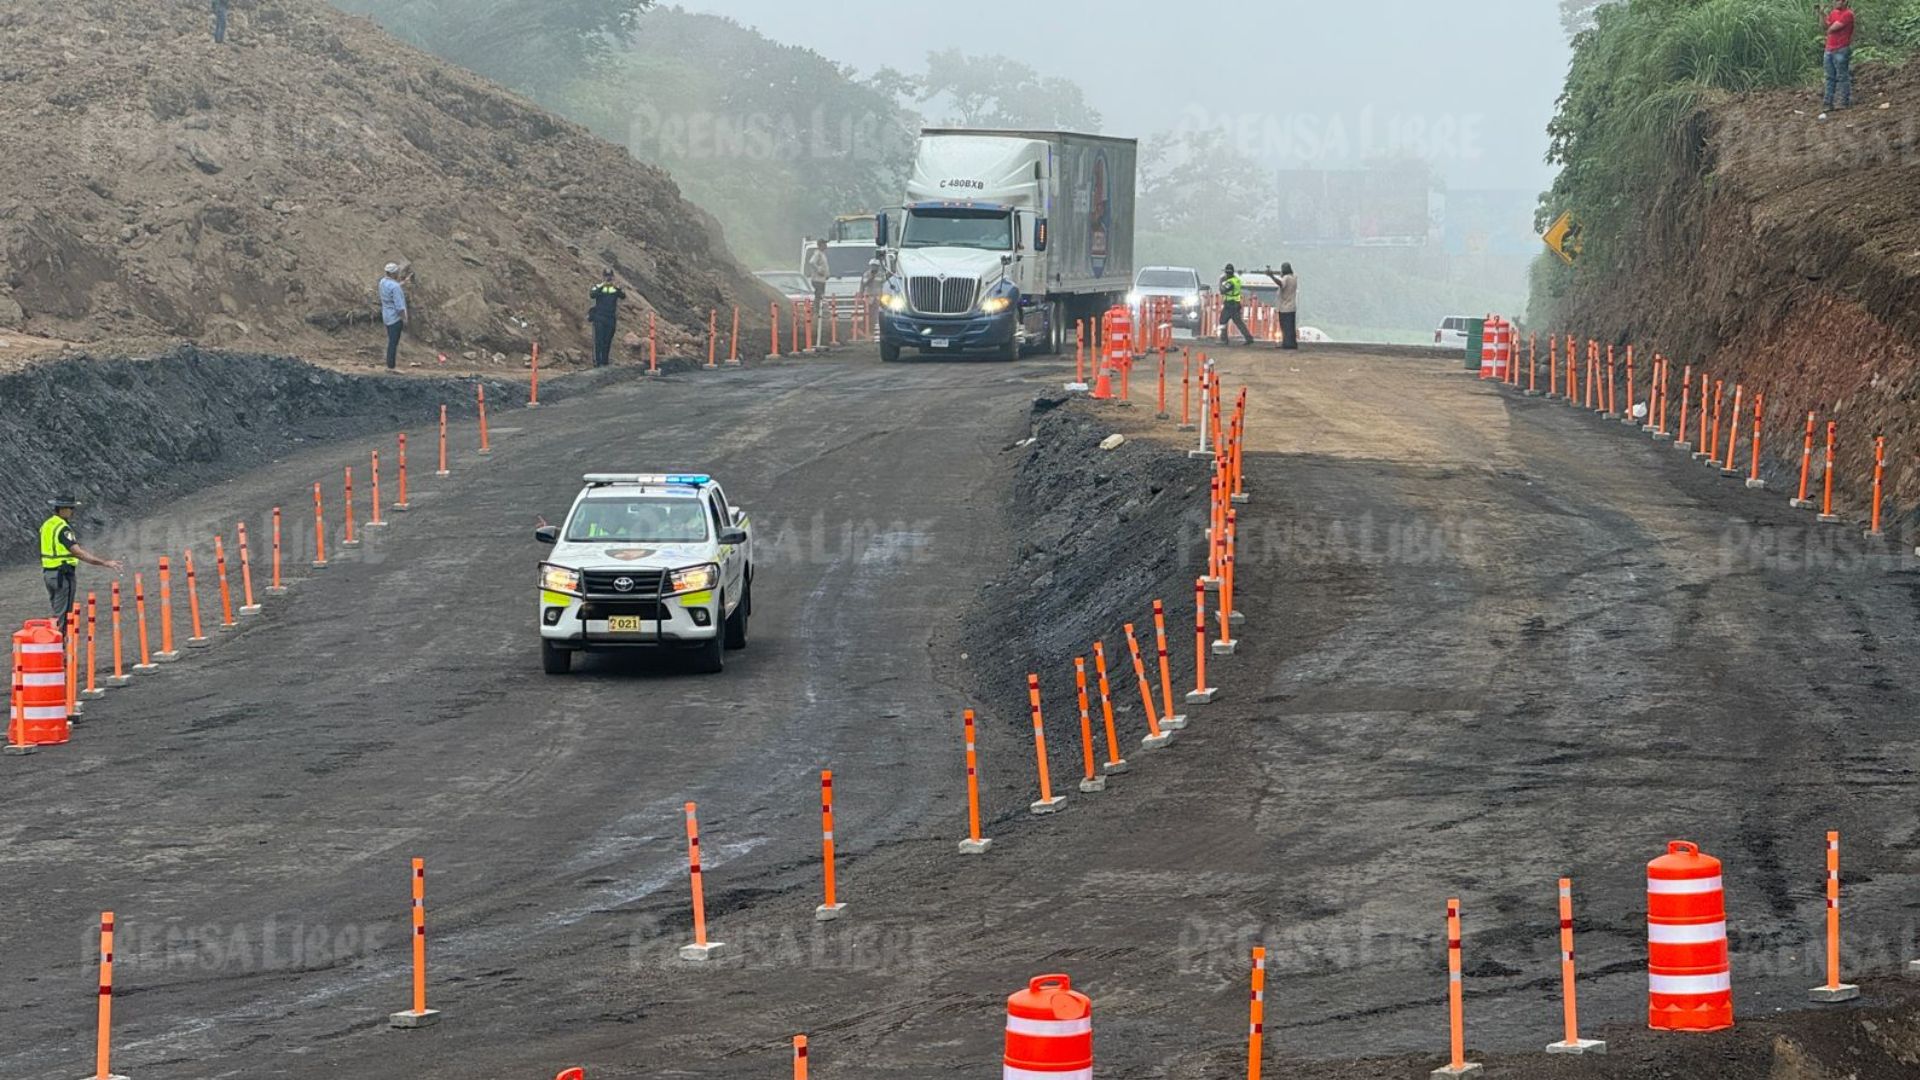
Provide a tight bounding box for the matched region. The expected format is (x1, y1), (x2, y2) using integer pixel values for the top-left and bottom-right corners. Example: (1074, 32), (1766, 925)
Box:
(39, 496), (122, 621)
(1218, 264), (1254, 347)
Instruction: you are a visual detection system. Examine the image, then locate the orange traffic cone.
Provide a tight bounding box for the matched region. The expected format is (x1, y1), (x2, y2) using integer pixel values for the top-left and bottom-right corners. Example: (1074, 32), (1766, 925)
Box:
(1089, 362), (1114, 401)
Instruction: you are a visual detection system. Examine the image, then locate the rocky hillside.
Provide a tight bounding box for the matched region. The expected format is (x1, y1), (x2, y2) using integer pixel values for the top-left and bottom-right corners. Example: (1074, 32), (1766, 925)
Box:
(0, 0), (777, 365)
(1556, 61), (1920, 517)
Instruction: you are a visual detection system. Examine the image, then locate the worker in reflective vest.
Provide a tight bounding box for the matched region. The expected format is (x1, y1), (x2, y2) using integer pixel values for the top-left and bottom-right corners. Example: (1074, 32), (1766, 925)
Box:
(39, 495), (122, 621)
(588, 269), (626, 368)
(1218, 264), (1254, 347)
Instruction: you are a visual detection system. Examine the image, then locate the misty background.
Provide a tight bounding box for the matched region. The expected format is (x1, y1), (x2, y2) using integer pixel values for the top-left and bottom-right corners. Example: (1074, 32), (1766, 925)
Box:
(330, 0), (1583, 342)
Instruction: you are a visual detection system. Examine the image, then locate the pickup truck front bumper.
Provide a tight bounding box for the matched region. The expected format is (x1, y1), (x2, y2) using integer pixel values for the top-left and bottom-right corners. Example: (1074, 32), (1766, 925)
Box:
(539, 588), (719, 650)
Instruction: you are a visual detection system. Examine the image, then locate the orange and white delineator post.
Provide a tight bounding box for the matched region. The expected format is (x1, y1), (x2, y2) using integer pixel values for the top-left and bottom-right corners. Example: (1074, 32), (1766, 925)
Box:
(312, 482), (330, 568)
(1212, 511), (1240, 657)
(436, 405), (451, 477)
(65, 607), (80, 718)
(476, 384), (493, 455)
(1247, 946), (1267, 1080)
(1818, 421), (1840, 523)
(394, 436), (412, 512)
(91, 911), (128, 1080)
(82, 594), (102, 700)
(1151, 600), (1186, 730)
(1545, 878), (1605, 1054)
(768, 303), (780, 361)
(527, 341), (541, 408)
(1026, 673), (1066, 814)
(183, 548), (210, 648)
(1621, 345), (1636, 424)
(959, 709), (992, 854)
(105, 581), (129, 687)
(1436, 898), (1483, 1076)
(815, 770), (846, 920)
(155, 558), (180, 661)
(213, 535), (237, 629)
(1186, 578), (1218, 705)
(1720, 385), (1745, 476)
(1073, 658), (1106, 793)
(1744, 394), (1766, 489)
(237, 523), (262, 615)
(1866, 435), (1887, 538)
(1791, 412), (1817, 509)
(367, 451), (388, 528)
(679, 802), (726, 961)
(1674, 364), (1695, 451)
(1091, 641), (1128, 774)
(793, 1035), (809, 1080)
(389, 857), (442, 1027)
(342, 466), (361, 549)
(728, 306), (742, 365)
(131, 573), (157, 673)
(1699, 379), (1723, 463)
(1809, 831), (1860, 1002)
(1124, 624), (1173, 750)
(267, 507), (288, 595)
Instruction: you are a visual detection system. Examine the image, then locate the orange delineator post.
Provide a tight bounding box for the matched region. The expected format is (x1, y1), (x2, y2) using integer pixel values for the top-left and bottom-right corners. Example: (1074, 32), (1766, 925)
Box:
(1606, 345), (1618, 416)
(1187, 578), (1217, 704)
(93, 912), (119, 1080)
(1676, 365), (1694, 448)
(650, 310), (661, 372)
(1215, 510), (1239, 653)
(1442, 898), (1474, 1076)
(1722, 385), (1744, 473)
(1156, 348), (1169, 419)
(529, 341), (541, 407)
(368, 452), (387, 527)
(679, 802), (724, 960)
(132, 573), (155, 672)
(1026, 673), (1064, 813)
(1706, 380), (1725, 465)
(476, 385), (492, 455)
(66, 608), (80, 716)
(816, 770), (845, 919)
(238, 523), (261, 614)
(83, 593), (99, 698)
(436, 406), (450, 478)
(1819, 421), (1839, 521)
(1092, 641), (1126, 774)
(389, 857), (442, 1027)
(7, 640), (25, 751)
(794, 1035), (809, 1080)
(395, 436), (411, 512)
(1746, 394), (1765, 487)
(826, 300), (837, 348)
(790, 303), (801, 356)
(1867, 435), (1887, 536)
(214, 535), (237, 628)
(1793, 412), (1817, 508)
(1152, 599), (1184, 729)
(1124, 624), (1171, 749)
(768, 303), (778, 360)
(156, 557), (178, 660)
(1248, 946), (1266, 1080)
(107, 580), (126, 686)
(1181, 350), (1194, 429)
(269, 506), (287, 593)
(312, 482), (330, 567)
(1811, 830), (1859, 1001)
(342, 467), (359, 549)
(1548, 335), (1559, 397)
(1546, 878), (1604, 1053)
(707, 309), (719, 368)
(959, 709), (990, 853)
(1074, 320), (1086, 386)
(184, 548), (210, 647)
(729, 305), (742, 363)
(1073, 657), (1103, 793)
(1527, 334), (1538, 393)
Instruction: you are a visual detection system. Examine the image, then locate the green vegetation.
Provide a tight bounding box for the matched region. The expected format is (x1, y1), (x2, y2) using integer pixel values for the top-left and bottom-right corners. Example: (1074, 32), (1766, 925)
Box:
(327, 0), (652, 104)
(1532, 0), (1920, 325)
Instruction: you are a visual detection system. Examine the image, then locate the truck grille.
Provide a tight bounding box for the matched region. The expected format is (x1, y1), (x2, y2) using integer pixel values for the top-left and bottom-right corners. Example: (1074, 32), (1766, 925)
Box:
(583, 569), (667, 596)
(908, 276), (976, 315)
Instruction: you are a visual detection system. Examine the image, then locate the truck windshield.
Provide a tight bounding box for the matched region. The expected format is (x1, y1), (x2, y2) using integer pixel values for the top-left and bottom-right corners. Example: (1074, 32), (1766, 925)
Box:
(832, 217), (877, 243)
(901, 210), (1012, 251)
(1137, 269), (1197, 289)
(568, 496), (710, 543)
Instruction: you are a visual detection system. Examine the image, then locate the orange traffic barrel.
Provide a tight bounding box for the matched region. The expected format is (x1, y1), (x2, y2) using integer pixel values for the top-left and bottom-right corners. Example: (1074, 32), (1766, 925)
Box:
(1648, 840), (1732, 1031)
(1004, 974), (1092, 1079)
(1092, 307), (1130, 400)
(1479, 316), (1499, 379)
(12, 619), (71, 746)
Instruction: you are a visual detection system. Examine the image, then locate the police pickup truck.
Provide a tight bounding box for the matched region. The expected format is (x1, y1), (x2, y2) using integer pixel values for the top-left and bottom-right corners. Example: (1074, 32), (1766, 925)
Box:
(535, 473), (753, 674)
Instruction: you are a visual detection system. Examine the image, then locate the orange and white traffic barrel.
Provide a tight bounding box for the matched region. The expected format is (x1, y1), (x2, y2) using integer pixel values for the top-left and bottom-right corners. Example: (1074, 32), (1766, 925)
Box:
(11, 619), (71, 747)
(1648, 840), (1732, 1032)
(1478, 316), (1499, 379)
(1004, 974), (1092, 1079)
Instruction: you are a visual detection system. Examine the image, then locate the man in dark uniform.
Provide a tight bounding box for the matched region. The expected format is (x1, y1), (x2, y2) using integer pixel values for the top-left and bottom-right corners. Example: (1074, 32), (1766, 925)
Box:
(39, 496), (122, 621)
(588, 269), (625, 368)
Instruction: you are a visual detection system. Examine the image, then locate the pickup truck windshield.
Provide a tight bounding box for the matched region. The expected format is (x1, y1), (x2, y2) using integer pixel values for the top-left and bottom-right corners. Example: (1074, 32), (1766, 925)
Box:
(568, 496), (710, 543)
(901, 210), (1012, 251)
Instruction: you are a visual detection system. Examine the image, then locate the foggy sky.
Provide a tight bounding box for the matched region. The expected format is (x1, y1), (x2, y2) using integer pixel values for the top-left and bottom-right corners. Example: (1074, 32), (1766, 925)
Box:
(686, 1), (1571, 193)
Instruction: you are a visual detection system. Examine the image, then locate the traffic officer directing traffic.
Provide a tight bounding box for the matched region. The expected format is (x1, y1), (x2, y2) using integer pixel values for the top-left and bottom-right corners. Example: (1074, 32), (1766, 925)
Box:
(1218, 264), (1254, 347)
(588, 269), (626, 368)
(39, 496), (122, 621)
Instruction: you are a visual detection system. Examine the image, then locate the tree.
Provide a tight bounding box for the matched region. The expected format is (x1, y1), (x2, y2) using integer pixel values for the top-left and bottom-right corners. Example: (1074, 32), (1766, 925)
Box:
(328, 0), (653, 103)
(915, 50), (1103, 131)
(1560, 0), (1617, 38)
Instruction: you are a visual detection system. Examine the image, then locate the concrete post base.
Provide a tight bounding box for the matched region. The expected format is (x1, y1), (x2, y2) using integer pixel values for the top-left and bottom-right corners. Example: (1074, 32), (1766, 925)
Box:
(394, 502), (412, 512)
(155, 651), (180, 663)
(1063, 382), (1089, 393)
(1653, 433), (1673, 442)
(1231, 493), (1250, 505)
(80, 688), (106, 700)
(187, 637), (211, 649)
(1185, 687), (1217, 704)
(77, 1074), (127, 1080)
(311, 560), (330, 569)
(435, 470), (451, 478)
(1103, 759), (1130, 774)
(1211, 639), (1238, 657)
(1602, 412), (1620, 420)
(365, 520), (389, 529)
(1546, 1038), (1606, 1054)
(389, 1008), (441, 1029)
(133, 663), (159, 674)
(1720, 467), (1740, 478)
(1622, 416), (1639, 426)
(1524, 390), (1542, 397)
(1159, 713), (1188, 731)
(1808, 983), (1859, 1003)
(241, 605), (263, 616)
(958, 838), (993, 855)
(1229, 610), (1245, 624)
(1674, 441), (1692, 452)
(1177, 424), (1196, 432)
(815, 903), (847, 922)
(3, 744), (36, 755)
(1030, 796), (1066, 815)
(267, 585), (291, 595)
(1907, 958), (1920, 976)
(1140, 732), (1173, 750)
(1864, 529), (1885, 540)
(1202, 577), (1222, 592)
(341, 539), (361, 548)
(1431, 1064), (1482, 1078)
(1155, 411), (1171, 420)
(1691, 451), (1711, 461)
(1187, 449), (1214, 459)
(1078, 776), (1107, 793)
(678, 942), (727, 962)
(1790, 498), (1813, 509)
(1745, 479), (1766, 490)
(107, 675), (132, 688)
(1817, 514), (1841, 523)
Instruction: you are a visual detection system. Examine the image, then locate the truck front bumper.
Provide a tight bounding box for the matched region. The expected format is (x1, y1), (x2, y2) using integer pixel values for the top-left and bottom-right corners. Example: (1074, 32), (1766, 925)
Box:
(880, 310), (1014, 352)
(538, 589), (720, 650)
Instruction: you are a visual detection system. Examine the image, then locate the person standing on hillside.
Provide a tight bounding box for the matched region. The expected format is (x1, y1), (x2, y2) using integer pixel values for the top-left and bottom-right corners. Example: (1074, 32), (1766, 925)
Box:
(1217, 264), (1254, 347)
(211, 0), (230, 43)
(588, 269), (625, 368)
(379, 263), (408, 370)
(1820, 1), (1855, 119)
(1262, 263), (1300, 350)
(803, 238), (831, 344)
(39, 496), (122, 622)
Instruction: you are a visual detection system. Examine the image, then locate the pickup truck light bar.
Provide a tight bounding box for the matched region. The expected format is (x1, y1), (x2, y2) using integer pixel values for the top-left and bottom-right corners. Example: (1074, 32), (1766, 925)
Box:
(582, 473), (711, 487)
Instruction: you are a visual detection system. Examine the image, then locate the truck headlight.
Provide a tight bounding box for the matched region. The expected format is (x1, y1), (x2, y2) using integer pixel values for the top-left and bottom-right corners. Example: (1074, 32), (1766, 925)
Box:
(980, 296), (1011, 315)
(881, 293), (906, 312)
(670, 564), (718, 593)
(541, 564), (581, 595)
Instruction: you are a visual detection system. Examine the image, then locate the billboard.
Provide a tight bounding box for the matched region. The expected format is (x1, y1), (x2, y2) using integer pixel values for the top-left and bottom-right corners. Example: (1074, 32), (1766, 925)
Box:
(1276, 168), (1431, 247)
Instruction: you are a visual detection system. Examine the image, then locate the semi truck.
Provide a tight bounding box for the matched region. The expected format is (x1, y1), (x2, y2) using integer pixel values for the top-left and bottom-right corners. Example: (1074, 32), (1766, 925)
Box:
(876, 128), (1136, 361)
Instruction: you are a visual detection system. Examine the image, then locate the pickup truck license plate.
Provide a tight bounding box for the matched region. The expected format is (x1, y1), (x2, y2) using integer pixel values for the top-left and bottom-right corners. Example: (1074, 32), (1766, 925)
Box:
(606, 616), (645, 633)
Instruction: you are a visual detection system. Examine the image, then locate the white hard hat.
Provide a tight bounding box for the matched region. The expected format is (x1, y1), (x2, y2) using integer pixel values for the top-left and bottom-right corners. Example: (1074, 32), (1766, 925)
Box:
(384, 263), (401, 275)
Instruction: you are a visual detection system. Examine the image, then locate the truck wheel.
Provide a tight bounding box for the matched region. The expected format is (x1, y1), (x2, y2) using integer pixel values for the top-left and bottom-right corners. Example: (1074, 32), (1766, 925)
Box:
(1047, 301), (1067, 355)
(541, 640), (572, 675)
(880, 339), (901, 362)
(724, 582), (749, 650)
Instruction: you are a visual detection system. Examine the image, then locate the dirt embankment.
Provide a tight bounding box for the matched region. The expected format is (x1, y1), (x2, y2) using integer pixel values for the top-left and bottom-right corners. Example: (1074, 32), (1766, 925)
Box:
(0, 0), (777, 368)
(1558, 61), (1920, 524)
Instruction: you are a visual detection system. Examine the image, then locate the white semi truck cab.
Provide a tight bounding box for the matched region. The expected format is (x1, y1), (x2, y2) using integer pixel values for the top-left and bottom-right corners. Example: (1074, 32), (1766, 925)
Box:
(877, 129), (1135, 362)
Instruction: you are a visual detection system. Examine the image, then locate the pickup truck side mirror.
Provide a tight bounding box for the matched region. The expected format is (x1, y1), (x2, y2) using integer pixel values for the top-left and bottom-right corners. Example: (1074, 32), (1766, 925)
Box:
(730, 507), (746, 525)
(535, 525), (559, 545)
(717, 526), (748, 546)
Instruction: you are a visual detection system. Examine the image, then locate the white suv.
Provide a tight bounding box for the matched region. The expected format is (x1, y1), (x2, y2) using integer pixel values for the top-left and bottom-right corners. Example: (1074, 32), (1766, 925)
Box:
(535, 474), (753, 675)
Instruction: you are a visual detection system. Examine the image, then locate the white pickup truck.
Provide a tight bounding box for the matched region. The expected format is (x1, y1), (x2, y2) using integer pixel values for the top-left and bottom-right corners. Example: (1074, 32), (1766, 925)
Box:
(535, 473), (753, 675)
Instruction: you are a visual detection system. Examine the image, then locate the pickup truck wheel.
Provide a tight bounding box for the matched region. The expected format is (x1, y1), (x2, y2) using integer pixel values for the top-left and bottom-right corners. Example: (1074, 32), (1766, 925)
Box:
(880, 339), (901, 362)
(541, 640), (572, 675)
(724, 583), (749, 650)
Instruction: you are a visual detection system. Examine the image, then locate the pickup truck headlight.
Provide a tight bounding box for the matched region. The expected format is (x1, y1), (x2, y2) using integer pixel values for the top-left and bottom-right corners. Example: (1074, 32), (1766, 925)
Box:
(980, 296), (1012, 315)
(541, 564), (581, 595)
(670, 564), (718, 593)
(1183, 295), (1200, 309)
(1126, 290), (1142, 306)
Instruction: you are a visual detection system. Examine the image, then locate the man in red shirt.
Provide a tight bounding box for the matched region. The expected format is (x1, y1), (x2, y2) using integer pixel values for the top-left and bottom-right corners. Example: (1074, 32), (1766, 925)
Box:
(1821, 1), (1855, 118)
